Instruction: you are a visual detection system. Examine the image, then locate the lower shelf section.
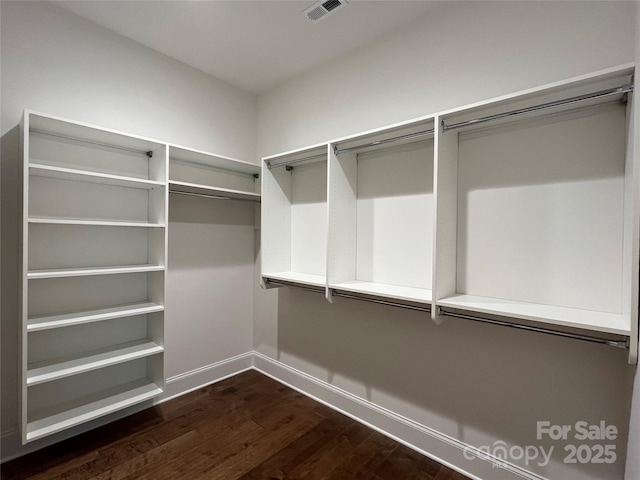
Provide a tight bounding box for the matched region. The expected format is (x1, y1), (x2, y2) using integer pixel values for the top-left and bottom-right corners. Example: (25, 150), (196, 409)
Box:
(26, 379), (162, 443)
(27, 341), (164, 386)
(330, 281), (432, 305)
(263, 272), (327, 289)
(437, 294), (629, 336)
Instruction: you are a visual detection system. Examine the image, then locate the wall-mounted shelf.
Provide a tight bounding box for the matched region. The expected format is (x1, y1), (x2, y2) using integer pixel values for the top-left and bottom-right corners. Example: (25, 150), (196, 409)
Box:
(27, 302), (164, 332)
(169, 180), (260, 202)
(28, 217), (165, 228)
(169, 145), (260, 201)
(27, 264), (165, 280)
(26, 379), (163, 442)
(260, 64), (639, 363)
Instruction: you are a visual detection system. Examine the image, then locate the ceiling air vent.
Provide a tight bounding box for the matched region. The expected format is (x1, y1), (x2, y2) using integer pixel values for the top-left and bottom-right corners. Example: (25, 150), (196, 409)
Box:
(303, 0), (348, 23)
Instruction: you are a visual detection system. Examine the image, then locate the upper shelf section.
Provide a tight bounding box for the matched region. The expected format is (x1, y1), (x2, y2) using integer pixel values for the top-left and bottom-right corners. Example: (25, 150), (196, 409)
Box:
(260, 64), (639, 362)
(169, 145), (260, 202)
(26, 111), (167, 183)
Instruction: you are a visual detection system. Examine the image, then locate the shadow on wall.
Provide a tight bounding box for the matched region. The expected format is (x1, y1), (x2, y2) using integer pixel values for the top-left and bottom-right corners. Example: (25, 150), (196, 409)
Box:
(2, 125), (21, 435)
(275, 287), (635, 479)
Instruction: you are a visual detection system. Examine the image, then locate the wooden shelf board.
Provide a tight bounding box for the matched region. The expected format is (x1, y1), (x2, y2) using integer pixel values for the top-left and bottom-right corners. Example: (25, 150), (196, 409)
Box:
(29, 163), (164, 189)
(169, 145), (260, 176)
(26, 379), (162, 442)
(169, 180), (260, 202)
(263, 272), (326, 288)
(28, 302), (164, 332)
(437, 294), (630, 336)
(330, 281), (432, 304)
(27, 264), (165, 279)
(27, 340), (163, 386)
(29, 216), (164, 228)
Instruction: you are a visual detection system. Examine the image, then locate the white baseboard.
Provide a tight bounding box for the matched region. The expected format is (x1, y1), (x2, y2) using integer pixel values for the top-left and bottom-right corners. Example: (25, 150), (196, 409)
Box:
(252, 352), (547, 480)
(2, 351), (547, 480)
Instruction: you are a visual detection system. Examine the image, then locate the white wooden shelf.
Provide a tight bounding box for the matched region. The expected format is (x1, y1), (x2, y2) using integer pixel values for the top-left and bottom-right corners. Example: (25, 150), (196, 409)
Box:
(264, 272), (326, 288)
(27, 264), (165, 280)
(27, 302), (164, 332)
(26, 379), (162, 442)
(29, 163), (164, 190)
(27, 340), (163, 386)
(330, 281), (432, 304)
(437, 295), (629, 336)
(29, 216), (165, 228)
(169, 180), (260, 202)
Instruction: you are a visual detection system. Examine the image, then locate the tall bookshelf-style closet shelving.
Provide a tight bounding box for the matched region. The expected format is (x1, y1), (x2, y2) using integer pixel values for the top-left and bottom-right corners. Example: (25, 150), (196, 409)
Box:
(20, 111), (168, 443)
(261, 64), (639, 364)
(19, 110), (261, 445)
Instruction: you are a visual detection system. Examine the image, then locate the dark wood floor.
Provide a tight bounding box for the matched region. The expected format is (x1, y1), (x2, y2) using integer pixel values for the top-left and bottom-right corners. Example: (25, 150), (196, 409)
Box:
(2, 370), (471, 480)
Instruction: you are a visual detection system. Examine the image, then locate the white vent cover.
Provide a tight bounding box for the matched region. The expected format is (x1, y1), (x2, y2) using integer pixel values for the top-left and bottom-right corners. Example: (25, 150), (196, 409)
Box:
(303, 0), (348, 23)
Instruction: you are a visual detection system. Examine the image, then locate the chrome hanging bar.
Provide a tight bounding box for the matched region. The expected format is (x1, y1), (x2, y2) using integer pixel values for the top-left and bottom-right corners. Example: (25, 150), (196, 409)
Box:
(264, 278), (326, 294)
(441, 83), (634, 132)
(331, 290), (431, 313)
(334, 128), (435, 156)
(31, 129), (154, 157)
(440, 309), (629, 349)
(169, 190), (230, 201)
(267, 153), (326, 170)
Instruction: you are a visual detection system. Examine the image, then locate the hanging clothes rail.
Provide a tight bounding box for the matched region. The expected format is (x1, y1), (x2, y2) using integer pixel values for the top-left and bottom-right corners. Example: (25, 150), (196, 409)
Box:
(439, 309), (629, 349)
(441, 83), (634, 132)
(264, 278), (326, 294)
(333, 128), (435, 156)
(169, 190), (231, 200)
(266, 153), (326, 170)
(31, 129), (153, 157)
(331, 290), (431, 313)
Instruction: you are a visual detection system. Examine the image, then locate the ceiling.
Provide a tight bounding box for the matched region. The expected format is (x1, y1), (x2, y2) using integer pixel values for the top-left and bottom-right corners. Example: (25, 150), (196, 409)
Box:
(52, 0), (439, 95)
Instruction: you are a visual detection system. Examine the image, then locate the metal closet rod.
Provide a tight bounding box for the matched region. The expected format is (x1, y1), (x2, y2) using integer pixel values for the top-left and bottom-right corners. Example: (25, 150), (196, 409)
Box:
(31, 129), (153, 157)
(266, 280), (628, 349)
(334, 128), (435, 156)
(267, 152), (326, 170)
(441, 83), (634, 132)
(439, 309), (629, 349)
(331, 290), (432, 313)
(264, 278), (326, 294)
(169, 190), (231, 201)
(266, 126), (436, 170)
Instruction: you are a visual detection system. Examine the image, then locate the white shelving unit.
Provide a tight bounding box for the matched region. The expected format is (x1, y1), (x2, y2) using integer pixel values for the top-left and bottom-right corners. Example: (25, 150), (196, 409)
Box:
(168, 145), (260, 202)
(20, 110), (168, 443)
(327, 118), (436, 306)
(434, 65), (637, 357)
(260, 64), (639, 363)
(262, 144), (329, 290)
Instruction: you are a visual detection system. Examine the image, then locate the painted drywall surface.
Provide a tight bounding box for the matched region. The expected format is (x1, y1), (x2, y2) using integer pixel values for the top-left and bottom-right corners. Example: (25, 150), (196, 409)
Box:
(255, 2), (637, 479)
(0, 0), (257, 437)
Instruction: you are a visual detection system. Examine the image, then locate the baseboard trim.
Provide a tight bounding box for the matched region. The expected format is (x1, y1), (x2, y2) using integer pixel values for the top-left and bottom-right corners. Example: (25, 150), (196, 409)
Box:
(252, 352), (547, 480)
(2, 351), (548, 480)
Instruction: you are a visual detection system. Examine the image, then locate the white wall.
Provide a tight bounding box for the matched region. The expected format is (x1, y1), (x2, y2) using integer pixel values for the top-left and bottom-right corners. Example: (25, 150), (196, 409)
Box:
(256, 2), (638, 479)
(1, 0), (257, 444)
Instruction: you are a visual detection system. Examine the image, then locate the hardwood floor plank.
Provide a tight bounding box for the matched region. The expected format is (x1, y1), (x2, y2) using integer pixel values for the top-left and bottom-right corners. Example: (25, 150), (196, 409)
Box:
(1, 371), (472, 480)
